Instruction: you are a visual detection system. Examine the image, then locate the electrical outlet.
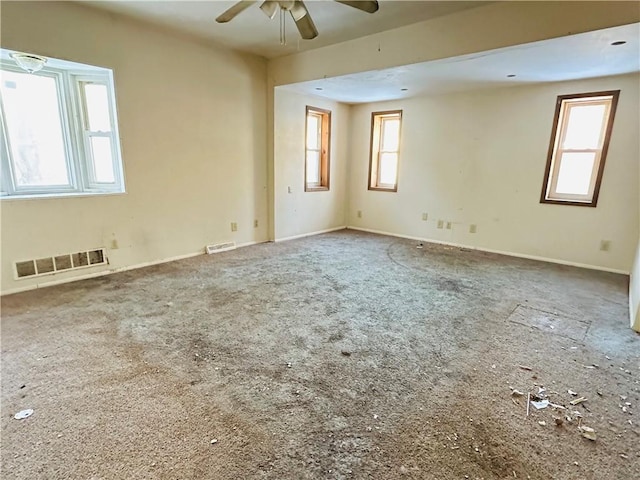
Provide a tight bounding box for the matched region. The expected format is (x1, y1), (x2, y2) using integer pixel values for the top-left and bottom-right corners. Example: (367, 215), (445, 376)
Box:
(231, 222), (238, 232)
(600, 240), (611, 252)
(437, 220), (444, 229)
(446, 221), (452, 230)
(469, 224), (477, 234)
(287, 186), (292, 194)
(254, 219), (258, 228)
(422, 213), (428, 221)
(357, 210), (362, 218)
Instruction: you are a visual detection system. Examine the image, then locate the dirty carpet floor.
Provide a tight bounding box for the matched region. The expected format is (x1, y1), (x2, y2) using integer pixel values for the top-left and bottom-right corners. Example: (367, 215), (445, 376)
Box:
(1, 230), (639, 479)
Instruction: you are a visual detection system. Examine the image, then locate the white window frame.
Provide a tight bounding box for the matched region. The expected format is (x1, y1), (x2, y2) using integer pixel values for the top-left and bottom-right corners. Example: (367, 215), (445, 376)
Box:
(75, 76), (124, 190)
(369, 110), (402, 192)
(0, 55), (125, 199)
(540, 91), (619, 207)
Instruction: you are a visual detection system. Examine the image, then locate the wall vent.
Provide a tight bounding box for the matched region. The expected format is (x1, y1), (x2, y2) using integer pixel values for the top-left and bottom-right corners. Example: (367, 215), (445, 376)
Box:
(15, 248), (108, 279)
(205, 242), (236, 254)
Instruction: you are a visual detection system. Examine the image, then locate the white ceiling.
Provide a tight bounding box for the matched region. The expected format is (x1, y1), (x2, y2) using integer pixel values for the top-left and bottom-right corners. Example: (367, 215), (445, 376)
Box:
(84, 0), (489, 59)
(81, 2), (638, 104)
(280, 23), (640, 103)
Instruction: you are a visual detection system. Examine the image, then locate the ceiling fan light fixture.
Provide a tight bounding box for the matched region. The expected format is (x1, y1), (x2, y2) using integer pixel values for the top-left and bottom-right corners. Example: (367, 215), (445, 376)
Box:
(10, 52), (47, 73)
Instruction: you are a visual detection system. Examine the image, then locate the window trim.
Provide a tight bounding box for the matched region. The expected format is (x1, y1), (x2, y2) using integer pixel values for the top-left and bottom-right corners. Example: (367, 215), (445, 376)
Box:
(304, 106), (331, 192)
(368, 110), (402, 192)
(0, 58), (125, 199)
(75, 76), (123, 190)
(540, 90), (619, 207)
(0, 66), (78, 196)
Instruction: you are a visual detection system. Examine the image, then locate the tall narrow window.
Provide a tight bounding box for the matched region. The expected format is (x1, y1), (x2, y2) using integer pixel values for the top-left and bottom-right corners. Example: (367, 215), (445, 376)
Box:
(369, 110), (402, 191)
(79, 81), (118, 185)
(305, 106), (330, 191)
(540, 91), (619, 207)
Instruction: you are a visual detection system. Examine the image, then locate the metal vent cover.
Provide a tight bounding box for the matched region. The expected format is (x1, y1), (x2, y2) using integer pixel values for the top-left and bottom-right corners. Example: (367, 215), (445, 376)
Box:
(15, 248), (108, 279)
(205, 242), (236, 254)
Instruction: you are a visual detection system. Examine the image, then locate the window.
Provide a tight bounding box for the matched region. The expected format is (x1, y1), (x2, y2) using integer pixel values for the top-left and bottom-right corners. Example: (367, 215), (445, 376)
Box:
(305, 106), (330, 191)
(369, 110), (402, 191)
(0, 49), (124, 198)
(540, 90), (619, 207)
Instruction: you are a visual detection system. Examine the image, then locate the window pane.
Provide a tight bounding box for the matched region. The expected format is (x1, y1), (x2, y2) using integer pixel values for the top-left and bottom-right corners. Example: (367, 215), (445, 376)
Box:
(381, 118), (400, 151)
(562, 104), (606, 149)
(1, 70), (69, 187)
(306, 150), (320, 184)
(306, 114), (319, 150)
(379, 152), (398, 186)
(90, 137), (115, 183)
(555, 152), (596, 195)
(83, 83), (111, 132)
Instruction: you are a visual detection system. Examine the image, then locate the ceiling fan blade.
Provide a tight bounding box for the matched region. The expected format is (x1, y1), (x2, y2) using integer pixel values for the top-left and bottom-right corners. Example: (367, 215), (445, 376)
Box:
(290, 2), (318, 40)
(260, 0), (279, 19)
(334, 0), (379, 14)
(289, 0), (309, 22)
(215, 1), (257, 23)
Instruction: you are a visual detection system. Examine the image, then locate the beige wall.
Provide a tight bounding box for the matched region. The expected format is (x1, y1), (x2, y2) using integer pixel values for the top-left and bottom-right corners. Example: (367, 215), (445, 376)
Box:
(274, 89), (348, 239)
(2, 1), (638, 306)
(631, 95), (640, 331)
(630, 240), (640, 331)
(268, 1), (640, 87)
(347, 74), (639, 273)
(0, 1), (268, 294)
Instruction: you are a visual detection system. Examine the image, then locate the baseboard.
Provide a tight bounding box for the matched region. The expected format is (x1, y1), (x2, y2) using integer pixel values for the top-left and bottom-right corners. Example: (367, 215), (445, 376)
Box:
(1, 240), (264, 296)
(3, 227), (626, 296)
(275, 226), (346, 243)
(347, 226), (629, 275)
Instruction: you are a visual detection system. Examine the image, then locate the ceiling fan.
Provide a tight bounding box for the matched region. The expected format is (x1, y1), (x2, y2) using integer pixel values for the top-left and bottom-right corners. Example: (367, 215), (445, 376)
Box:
(215, 1), (380, 40)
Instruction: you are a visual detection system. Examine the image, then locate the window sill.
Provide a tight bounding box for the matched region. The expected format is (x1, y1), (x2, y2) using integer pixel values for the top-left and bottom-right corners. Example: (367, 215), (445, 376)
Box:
(540, 198), (596, 207)
(305, 186), (330, 192)
(0, 190), (126, 201)
(368, 186), (398, 192)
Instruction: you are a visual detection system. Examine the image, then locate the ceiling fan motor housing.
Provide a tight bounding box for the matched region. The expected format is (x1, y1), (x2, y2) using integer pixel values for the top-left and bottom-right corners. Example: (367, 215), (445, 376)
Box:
(216, 0), (380, 40)
(278, 0), (296, 11)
